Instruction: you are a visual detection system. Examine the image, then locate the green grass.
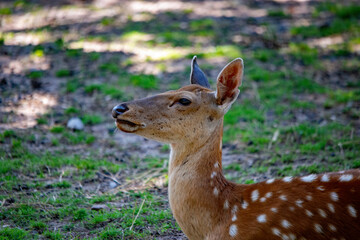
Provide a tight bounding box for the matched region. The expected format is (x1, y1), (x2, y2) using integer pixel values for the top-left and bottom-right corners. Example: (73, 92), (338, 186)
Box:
(81, 114), (103, 125)
(130, 74), (159, 90)
(290, 18), (360, 38)
(0, 228), (28, 239)
(267, 10), (290, 18)
(56, 69), (72, 77)
(288, 43), (318, 65)
(1, 1), (359, 239)
(0, 7), (12, 15)
(316, 2), (360, 19)
(189, 45), (242, 60)
(27, 70), (44, 79)
(84, 83), (125, 100)
(65, 78), (81, 93)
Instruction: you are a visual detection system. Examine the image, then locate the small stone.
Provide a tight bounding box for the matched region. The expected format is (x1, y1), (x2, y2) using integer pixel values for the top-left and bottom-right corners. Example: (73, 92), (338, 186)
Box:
(67, 117), (84, 130)
(109, 181), (117, 189)
(91, 204), (109, 211)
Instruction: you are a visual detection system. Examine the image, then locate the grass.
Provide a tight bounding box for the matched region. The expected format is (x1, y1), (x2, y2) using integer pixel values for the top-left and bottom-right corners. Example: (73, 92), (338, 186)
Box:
(290, 18), (360, 38)
(56, 69), (72, 77)
(84, 83), (125, 100)
(1, 1), (360, 239)
(130, 74), (159, 90)
(189, 45), (242, 60)
(267, 10), (290, 18)
(288, 43), (318, 65)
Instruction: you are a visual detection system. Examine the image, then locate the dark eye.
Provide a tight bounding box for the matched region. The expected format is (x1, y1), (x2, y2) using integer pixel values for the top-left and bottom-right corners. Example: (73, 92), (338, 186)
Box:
(178, 98), (192, 106)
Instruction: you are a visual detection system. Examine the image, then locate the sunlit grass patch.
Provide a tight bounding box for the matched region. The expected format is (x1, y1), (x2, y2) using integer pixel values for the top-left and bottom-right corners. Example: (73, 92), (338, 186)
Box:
(189, 45), (242, 60)
(0, 228), (28, 239)
(225, 101), (265, 125)
(329, 89), (360, 103)
(190, 18), (215, 36)
(121, 31), (152, 43)
(0, 7), (12, 15)
(290, 18), (359, 38)
(153, 31), (191, 47)
(130, 74), (159, 90)
(288, 43), (318, 65)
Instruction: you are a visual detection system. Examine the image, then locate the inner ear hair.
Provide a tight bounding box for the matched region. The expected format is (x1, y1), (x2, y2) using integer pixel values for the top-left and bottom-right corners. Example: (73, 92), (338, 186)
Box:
(216, 58), (243, 105)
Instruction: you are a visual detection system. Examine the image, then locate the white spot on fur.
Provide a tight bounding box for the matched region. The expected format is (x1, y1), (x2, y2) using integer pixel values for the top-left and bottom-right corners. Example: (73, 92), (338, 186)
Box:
(282, 234), (290, 240)
(241, 200), (248, 209)
(251, 189), (259, 202)
(330, 192), (339, 201)
(224, 200), (229, 209)
(329, 224), (337, 232)
(229, 224), (237, 237)
(306, 195), (312, 201)
(321, 174), (330, 182)
(348, 205), (357, 218)
(271, 207), (278, 213)
(260, 197), (266, 202)
(317, 186), (325, 191)
(211, 171), (217, 179)
(306, 209), (313, 217)
(232, 214), (237, 221)
(301, 174), (317, 182)
(289, 206), (295, 211)
(318, 209), (327, 218)
(266, 178), (275, 184)
(272, 228), (281, 236)
(339, 174), (353, 182)
(257, 214), (267, 223)
(281, 219), (292, 229)
(279, 195), (287, 201)
(328, 203), (335, 213)
(265, 192), (273, 198)
(213, 187), (219, 197)
(314, 223), (323, 233)
(214, 162), (219, 168)
(232, 205), (238, 215)
(296, 200), (303, 208)
(283, 176), (293, 182)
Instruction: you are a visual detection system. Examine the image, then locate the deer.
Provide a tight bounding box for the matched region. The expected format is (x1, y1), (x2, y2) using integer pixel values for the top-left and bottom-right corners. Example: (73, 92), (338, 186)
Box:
(112, 57), (360, 240)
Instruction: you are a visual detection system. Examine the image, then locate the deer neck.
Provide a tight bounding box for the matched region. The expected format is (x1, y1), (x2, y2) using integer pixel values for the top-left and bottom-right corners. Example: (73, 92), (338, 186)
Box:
(168, 120), (232, 239)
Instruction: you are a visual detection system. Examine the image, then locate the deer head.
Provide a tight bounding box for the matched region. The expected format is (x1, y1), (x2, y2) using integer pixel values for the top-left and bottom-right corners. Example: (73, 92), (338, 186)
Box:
(112, 56), (243, 146)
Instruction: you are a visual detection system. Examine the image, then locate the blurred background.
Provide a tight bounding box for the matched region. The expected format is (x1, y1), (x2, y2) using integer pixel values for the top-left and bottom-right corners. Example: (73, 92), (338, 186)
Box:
(0, 0), (359, 239)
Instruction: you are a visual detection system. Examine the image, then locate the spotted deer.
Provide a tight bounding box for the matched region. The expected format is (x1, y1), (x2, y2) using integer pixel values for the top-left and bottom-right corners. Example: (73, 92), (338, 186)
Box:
(112, 57), (360, 240)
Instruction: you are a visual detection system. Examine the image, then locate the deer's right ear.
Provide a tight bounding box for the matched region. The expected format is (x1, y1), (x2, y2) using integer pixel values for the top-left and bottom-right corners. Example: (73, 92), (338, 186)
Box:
(215, 58), (243, 110)
(190, 56), (210, 89)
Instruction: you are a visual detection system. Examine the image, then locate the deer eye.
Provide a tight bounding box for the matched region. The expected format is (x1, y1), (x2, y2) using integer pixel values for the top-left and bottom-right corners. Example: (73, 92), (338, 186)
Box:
(178, 98), (192, 106)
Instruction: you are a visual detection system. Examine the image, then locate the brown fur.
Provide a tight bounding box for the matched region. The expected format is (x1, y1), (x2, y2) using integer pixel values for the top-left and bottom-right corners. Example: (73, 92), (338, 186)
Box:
(113, 59), (360, 240)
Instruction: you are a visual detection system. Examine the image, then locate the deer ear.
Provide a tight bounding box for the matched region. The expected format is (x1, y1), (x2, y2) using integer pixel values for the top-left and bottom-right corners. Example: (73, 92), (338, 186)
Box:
(190, 56), (210, 88)
(216, 58), (243, 108)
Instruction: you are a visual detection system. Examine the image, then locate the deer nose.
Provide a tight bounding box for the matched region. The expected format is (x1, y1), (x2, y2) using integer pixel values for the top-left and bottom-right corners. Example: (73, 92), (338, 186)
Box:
(112, 104), (129, 118)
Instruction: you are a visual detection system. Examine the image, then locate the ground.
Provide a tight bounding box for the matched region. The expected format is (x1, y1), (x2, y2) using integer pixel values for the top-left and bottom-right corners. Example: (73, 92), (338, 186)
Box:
(0, 0), (359, 239)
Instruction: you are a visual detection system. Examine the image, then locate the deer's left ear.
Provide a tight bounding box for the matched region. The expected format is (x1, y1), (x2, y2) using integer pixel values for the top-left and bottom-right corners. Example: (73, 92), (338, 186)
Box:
(215, 58), (243, 109)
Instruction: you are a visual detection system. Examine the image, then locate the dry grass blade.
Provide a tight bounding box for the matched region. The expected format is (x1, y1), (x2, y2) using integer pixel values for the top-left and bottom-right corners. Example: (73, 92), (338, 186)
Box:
(129, 197), (146, 231)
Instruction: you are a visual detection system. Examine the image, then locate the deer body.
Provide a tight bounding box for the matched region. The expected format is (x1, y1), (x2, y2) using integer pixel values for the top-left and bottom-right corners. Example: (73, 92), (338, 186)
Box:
(112, 57), (360, 240)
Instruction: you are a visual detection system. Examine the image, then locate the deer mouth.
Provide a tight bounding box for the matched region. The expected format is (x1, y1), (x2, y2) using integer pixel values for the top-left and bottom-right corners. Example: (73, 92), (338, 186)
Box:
(115, 119), (144, 133)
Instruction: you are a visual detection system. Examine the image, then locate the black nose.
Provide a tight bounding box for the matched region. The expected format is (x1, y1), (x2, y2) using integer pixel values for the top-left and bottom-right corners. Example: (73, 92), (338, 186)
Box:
(112, 104), (129, 118)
